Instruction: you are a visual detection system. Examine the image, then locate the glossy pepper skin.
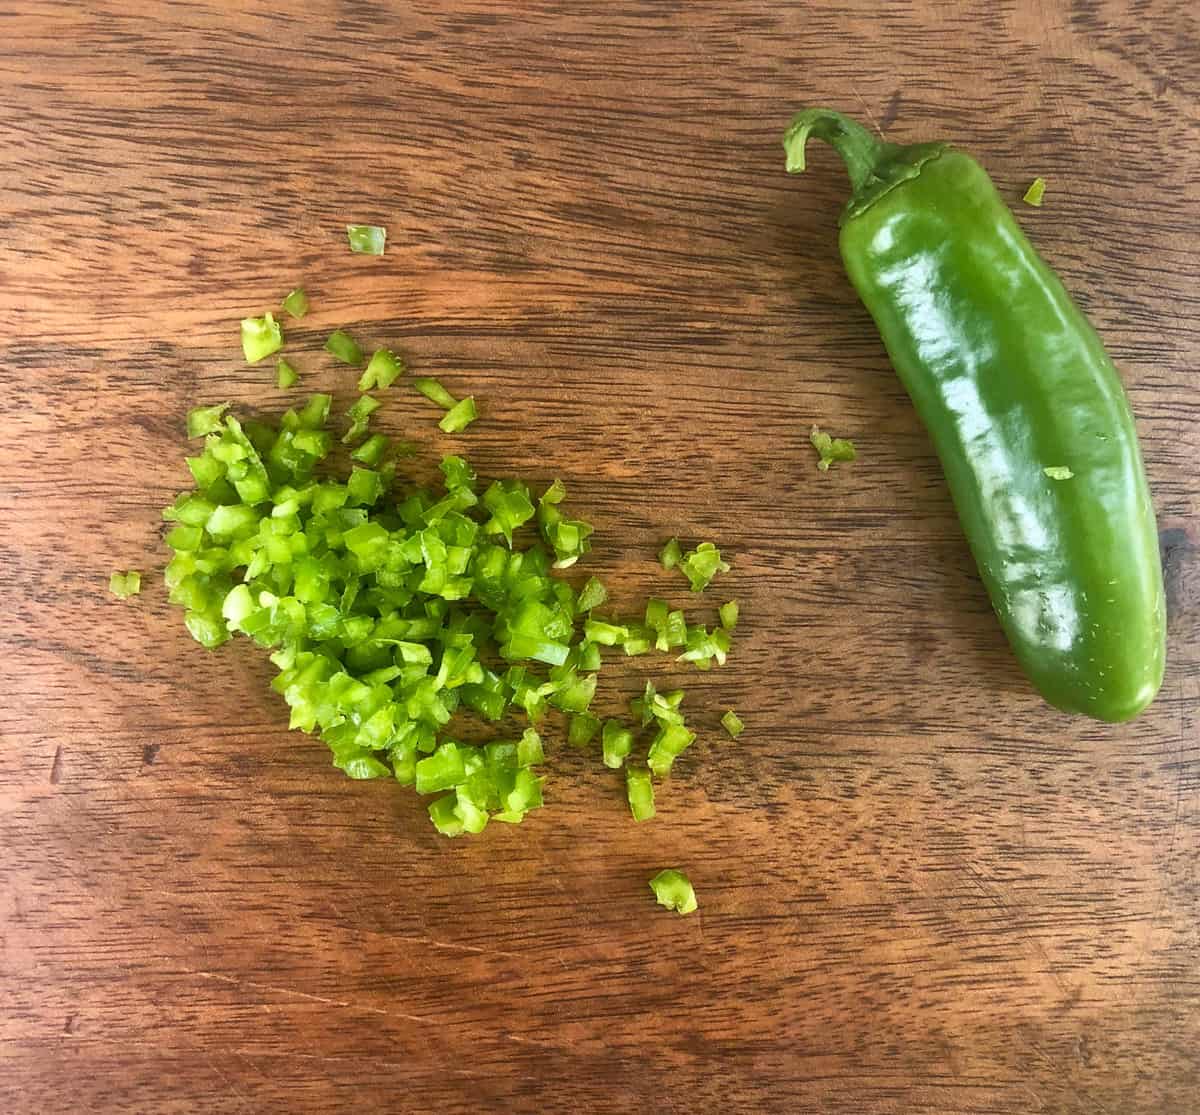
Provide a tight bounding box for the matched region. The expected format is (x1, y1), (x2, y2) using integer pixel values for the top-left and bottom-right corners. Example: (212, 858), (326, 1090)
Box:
(784, 108), (1165, 722)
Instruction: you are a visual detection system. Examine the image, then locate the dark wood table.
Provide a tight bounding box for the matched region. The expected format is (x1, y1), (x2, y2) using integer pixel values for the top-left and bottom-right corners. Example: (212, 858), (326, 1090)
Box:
(2, 2), (1197, 1111)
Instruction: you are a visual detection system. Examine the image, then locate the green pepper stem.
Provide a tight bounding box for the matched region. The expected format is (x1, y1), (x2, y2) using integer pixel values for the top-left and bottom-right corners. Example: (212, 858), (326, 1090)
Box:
(783, 107), (948, 223)
(782, 108), (891, 192)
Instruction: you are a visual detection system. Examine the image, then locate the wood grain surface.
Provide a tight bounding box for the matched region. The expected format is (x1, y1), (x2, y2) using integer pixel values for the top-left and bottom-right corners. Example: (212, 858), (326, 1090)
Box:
(2, 2), (1198, 1112)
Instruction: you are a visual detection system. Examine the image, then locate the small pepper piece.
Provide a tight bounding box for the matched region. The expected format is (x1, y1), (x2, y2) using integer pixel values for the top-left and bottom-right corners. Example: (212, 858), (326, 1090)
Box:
(1023, 177), (1047, 207)
(186, 403), (229, 438)
(577, 576), (607, 612)
(602, 720), (633, 769)
(810, 426), (856, 471)
(583, 617), (629, 646)
(346, 224), (387, 255)
(415, 741), (467, 794)
(649, 868), (697, 915)
(342, 394), (381, 445)
(721, 710), (744, 738)
(109, 571), (142, 599)
(678, 541), (731, 592)
(241, 312), (283, 364)
(626, 766), (656, 821)
(439, 397), (477, 433)
(350, 434), (390, 466)
(568, 712), (600, 746)
(358, 349), (405, 392)
(412, 377), (457, 409)
(276, 359), (299, 389)
(282, 288), (309, 319)
(325, 329), (364, 365)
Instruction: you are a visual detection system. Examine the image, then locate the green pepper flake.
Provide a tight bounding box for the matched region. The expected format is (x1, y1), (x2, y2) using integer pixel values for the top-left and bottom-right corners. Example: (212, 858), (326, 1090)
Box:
(1023, 177), (1047, 207)
(678, 541), (731, 593)
(568, 712), (601, 747)
(577, 576), (607, 612)
(351, 433), (390, 466)
(1044, 465), (1074, 480)
(276, 359), (299, 389)
(517, 727), (544, 767)
(720, 709), (744, 738)
(719, 600), (739, 631)
(601, 720), (633, 769)
(439, 397), (477, 433)
(164, 376), (741, 842)
(346, 224), (387, 255)
(626, 766), (656, 821)
(412, 377), (457, 410)
(108, 570), (142, 599)
(415, 741), (466, 794)
(240, 312), (283, 364)
(282, 287), (309, 319)
(810, 425), (856, 470)
(649, 868), (697, 915)
(342, 393), (381, 445)
(358, 348), (405, 393)
(325, 329), (364, 365)
(659, 537), (683, 570)
(583, 617), (629, 646)
(186, 402), (229, 439)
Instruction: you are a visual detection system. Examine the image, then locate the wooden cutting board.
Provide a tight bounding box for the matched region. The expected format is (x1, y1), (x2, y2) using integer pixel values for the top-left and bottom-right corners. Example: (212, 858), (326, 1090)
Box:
(2, 2), (1197, 1111)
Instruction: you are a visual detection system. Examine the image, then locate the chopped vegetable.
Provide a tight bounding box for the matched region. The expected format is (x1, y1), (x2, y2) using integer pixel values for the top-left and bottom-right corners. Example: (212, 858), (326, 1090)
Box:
(659, 537), (682, 570)
(412, 377), (457, 409)
(602, 720), (633, 769)
(649, 868), (697, 915)
(415, 741), (466, 794)
(622, 625), (652, 656)
(1044, 465), (1074, 480)
(810, 425), (856, 471)
(630, 680), (685, 727)
(346, 224), (387, 255)
(439, 397), (477, 433)
(678, 624), (731, 670)
(350, 433), (390, 466)
(647, 722), (696, 777)
(568, 712), (600, 746)
(583, 617), (629, 646)
(276, 359), (299, 389)
(282, 288), (309, 319)
(325, 329), (364, 365)
(626, 766), (656, 821)
(537, 479), (592, 569)
(186, 403), (229, 439)
(342, 394), (381, 445)
(517, 727), (544, 766)
(241, 312), (283, 364)
(164, 322), (739, 844)
(482, 479), (535, 546)
(719, 600), (739, 630)
(678, 542), (730, 593)
(577, 576), (607, 612)
(359, 349), (405, 393)
(1023, 177), (1047, 207)
(109, 571), (142, 599)
(720, 710), (744, 738)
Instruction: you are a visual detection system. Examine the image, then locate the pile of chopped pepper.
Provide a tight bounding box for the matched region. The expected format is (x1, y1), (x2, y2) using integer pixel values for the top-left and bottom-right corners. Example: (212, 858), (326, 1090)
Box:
(161, 294), (740, 840)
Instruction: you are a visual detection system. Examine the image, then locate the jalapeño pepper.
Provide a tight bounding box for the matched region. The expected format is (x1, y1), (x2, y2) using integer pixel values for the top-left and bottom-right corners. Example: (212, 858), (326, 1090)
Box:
(783, 108), (1164, 722)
